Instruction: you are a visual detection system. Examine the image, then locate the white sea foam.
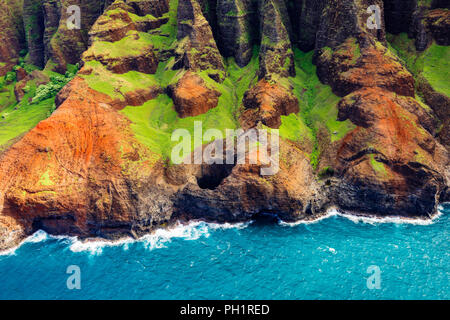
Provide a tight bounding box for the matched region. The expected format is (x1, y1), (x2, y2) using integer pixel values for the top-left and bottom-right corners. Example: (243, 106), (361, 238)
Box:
(0, 220), (248, 256)
(69, 237), (134, 255)
(24, 230), (50, 243)
(207, 221), (251, 230)
(66, 221), (250, 253)
(279, 206), (447, 227)
(140, 221), (210, 250)
(0, 230), (54, 256)
(0, 205), (447, 256)
(0, 245), (18, 256)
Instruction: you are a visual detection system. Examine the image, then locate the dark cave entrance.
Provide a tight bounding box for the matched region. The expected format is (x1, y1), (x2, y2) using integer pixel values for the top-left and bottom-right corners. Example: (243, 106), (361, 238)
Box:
(250, 211), (280, 225)
(196, 163), (235, 190)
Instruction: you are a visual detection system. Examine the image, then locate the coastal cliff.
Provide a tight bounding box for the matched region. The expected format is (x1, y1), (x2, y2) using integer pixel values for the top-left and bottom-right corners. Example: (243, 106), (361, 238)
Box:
(0, 0), (449, 250)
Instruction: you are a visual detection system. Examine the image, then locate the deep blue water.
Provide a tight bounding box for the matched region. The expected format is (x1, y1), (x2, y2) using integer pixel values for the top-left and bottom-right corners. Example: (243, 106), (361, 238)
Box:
(0, 205), (449, 300)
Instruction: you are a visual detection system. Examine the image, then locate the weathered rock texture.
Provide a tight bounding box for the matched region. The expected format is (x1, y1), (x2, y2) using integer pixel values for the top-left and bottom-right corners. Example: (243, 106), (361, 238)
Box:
(241, 79), (299, 129)
(315, 1), (448, 217)
(172, 137), (327, 223)
(296, 0), (325, 51)
(0, 0), (449, 251)
(316, 0), (386, 51)
(0, 0), (24, 74)
(0, 77), (174, 250)
(84, 4), (161, 75)
(42, 0), (61, 63)
(216, 0), (257, 67)
(45, 0), (107, 72)
(175, 0), (225, 81)
(169, 71), (221, 118)
(258, 0), (295, 78)
(88, 0), (168, 44)
(317, 37), (415, 97)
(14, 0), (112, 72)
(23, 0), (46, 68)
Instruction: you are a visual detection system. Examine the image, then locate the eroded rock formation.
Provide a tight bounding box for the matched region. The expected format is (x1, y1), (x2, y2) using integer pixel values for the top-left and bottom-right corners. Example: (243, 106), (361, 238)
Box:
(0, 0), (448, 251)
(0, 0), (24, 74)
(241, 79), (299, 129)
(169, 71), (221, 118)
(258, 0), (295, 78)
(216, 0), (256, 67)
(175, 0), (225, 81)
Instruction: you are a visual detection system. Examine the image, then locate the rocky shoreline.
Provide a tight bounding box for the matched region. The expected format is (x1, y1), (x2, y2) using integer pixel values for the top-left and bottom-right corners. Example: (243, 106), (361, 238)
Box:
(0, 0), (449, 251)
(2, 204), (448, 255)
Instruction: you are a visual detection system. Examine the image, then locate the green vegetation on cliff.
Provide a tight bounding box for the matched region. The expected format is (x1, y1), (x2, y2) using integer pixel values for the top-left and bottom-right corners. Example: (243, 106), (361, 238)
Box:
(0, 91), (54, 151)
(277, 49), (355, 168)
(0, 62), (75, 150)
(388, 33), (450, 97)
(120, 49), (260, 160)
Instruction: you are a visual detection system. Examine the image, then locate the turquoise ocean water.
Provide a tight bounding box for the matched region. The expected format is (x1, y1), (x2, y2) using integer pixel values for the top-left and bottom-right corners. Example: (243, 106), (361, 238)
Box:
(0, 205), (448, 300)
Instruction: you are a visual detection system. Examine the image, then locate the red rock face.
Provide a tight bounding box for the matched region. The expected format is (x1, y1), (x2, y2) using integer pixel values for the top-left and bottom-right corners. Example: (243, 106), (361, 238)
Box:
(241, 79), (299, 129)
(317, 36), (415, 97)
(82, 5), (161, 75)
(336, 87), (446, 167)
(315, 33), (448, 217)
(170, 72), (221, 118)
(0, 77), (163, 247)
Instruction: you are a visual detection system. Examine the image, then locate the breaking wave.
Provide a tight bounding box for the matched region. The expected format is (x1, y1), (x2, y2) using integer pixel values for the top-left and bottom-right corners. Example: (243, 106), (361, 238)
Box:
(1, 204), (447, 256)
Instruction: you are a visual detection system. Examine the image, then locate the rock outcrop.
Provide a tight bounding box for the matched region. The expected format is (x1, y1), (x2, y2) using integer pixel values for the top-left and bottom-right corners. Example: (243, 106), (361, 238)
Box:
(216, 0), (256, 67)
(8, 0), (112, 72)
(175, 0), (225, 81)
(45, 0), (107, 72)
(333, 87), (447, 216)
(172, 137), (327, 223)
(296, 0), (325, 52)
(23, 0), (46, 68)
(258, 0), (295, 78)
(314, 1), (448, 217)
(83, 28), (159, 74)
(241, 79), (299, 129)
(0, 77), (173, 250)
(0, 0), (24, 74)
(42, 0), (61, 64)
(425, 9), (450, 46)
(88, 0), (169, 43)
(169, 71), (221, 118)
(317, 36), (415, 97)
(316, 0), (386, 52)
